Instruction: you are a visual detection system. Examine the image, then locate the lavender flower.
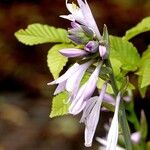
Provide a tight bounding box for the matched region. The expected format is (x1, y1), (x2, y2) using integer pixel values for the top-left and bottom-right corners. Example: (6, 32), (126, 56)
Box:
(48, 60), (93, 99)
(59, 48), (89, 57)
(80, 82), (108, 147)
(60, 0), (101, 40)
(69, 62), (102, 115)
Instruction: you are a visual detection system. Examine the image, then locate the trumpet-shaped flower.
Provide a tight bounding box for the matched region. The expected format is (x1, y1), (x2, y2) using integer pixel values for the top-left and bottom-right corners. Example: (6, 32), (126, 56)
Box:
(60, 0), (101, 40)
(106, 92), (121, 150)
(80, 82), (108, 147)
(69, 63), (102, 115)
(48, 60), (93, 99)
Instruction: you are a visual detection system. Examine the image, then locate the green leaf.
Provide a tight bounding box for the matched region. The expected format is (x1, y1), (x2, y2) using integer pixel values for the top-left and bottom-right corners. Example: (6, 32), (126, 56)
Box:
(123, 17), (150, 40)
(47, 44), (74, 79)
(140, 110), (148, 139)
(137, 46), (150, 97)
(110, 36), (140, 71)
(50, 92), (69, 118)
(15, 23), (70, 45)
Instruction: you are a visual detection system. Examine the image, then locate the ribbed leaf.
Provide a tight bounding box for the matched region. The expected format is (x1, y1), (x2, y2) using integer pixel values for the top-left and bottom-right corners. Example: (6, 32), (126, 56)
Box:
(123, 17), (150, 40)
(110, 36), (140, 71)
(15, 23), (70, 45)
(47, 44), (74, 79)
(137, 46), (150, 97)
(50, 92), (69, 118)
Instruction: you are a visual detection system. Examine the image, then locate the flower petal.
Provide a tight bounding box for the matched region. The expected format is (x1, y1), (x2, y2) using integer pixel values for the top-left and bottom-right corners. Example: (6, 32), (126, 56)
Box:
(66, 60), (93, 96)
(84, 82), (107, 147)
(47, 63), (80, 85)
(106, 92), (121, 150)
(53, 81), (66, 95)
(77, 0), (101, 39)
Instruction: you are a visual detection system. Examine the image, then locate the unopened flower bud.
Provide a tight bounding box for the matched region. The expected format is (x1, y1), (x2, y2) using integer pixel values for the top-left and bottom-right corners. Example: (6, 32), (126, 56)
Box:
(84, 41), (99, 53)
(131, 132), (141, 144)
(99, 45), (107, 59)
(59, 48), (88, 57)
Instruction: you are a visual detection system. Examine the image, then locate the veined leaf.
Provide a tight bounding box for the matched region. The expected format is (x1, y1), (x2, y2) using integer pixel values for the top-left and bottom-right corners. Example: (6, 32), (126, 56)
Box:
(137, 46), (150, 97)
(47, 44), (74, 79)
(110, 36), (140, 71)
(50, 91), (69, 118)
(15, 23), (70, 45)
(123, 16), (150, 40)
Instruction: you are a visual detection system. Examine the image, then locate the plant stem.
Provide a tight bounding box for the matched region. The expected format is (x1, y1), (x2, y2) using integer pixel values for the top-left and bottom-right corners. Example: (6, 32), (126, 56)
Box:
(105, 59), (132, 150)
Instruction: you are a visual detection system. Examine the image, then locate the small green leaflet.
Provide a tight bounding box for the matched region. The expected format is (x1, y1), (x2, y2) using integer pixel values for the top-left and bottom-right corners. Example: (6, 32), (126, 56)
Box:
(50, 91), (69, 118)
(123, 16), (150, 40)
(110, 36), (140, 71)
(47, 44), (74, 79)
(15, 23), (70, 45)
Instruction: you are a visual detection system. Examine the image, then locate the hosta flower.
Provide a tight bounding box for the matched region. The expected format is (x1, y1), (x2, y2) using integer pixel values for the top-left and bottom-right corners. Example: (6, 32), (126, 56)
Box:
(48, 60), (93, 99)
(69, 62), (102, 115)
(80, 82), (108, 147)
(106, 92), (121, 150)
(60, 0), (101, 40)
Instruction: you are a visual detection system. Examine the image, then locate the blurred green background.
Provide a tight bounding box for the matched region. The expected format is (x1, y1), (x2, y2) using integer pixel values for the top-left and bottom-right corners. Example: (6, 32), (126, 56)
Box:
(0, 0), (150, 149)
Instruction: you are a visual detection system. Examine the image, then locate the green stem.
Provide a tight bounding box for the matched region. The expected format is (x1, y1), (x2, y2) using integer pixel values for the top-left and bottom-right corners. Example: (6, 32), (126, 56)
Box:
(105, 59), (132, 150)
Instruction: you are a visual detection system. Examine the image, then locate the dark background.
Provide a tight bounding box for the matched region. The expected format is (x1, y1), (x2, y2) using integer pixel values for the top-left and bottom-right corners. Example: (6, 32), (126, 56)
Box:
(0, 0), (150, 149)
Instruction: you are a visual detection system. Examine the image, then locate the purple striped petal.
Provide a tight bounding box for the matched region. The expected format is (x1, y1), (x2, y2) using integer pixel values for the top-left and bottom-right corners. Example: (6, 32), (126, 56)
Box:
(106, 92), (121, 150)
(69, 83), (87, 115)
(77, 0), (101, 40)
(59, 48), (88, 57)
(53, 81), (66, 95)
(66, 60), (93, 96)
(47, 63), (80, 85)
(84, 82), (107, 147)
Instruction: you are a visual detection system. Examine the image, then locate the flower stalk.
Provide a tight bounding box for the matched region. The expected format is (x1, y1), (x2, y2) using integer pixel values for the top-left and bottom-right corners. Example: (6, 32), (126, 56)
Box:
(105, 58), (133, 150)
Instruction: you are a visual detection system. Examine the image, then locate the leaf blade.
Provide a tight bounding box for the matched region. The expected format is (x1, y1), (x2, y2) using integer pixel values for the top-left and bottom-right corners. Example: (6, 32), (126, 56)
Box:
(123, 17), (150, 40)
(15, 24), (70, 45)
(47, 44), (74, 79)
(50, 92), (69, 118)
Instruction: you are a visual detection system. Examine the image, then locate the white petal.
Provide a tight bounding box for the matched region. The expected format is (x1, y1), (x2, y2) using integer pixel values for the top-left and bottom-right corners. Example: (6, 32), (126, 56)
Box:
(69, 95), (86, 115)
(80, 96), (98, 123)
(53, 81), (66, 95)
(47, 63), (80, 85)
(81, 63), (102, 100)
(66, 60), (93, 95)
(96, 137), (125, 150)
(59, 14), (75, 21)
(84, 102), (101, 147)
(77, 0), (101, 39)
(106, 93), (121, 150)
